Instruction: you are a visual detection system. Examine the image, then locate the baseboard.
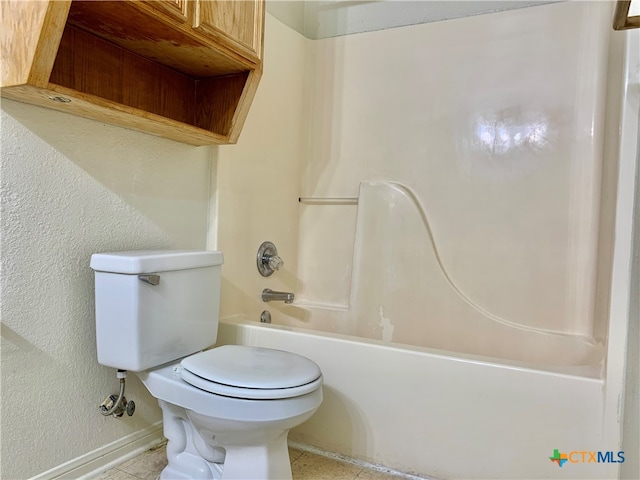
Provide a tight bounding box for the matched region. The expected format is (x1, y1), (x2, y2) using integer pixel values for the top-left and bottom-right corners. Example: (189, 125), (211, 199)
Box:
(30, 422), (164, 480)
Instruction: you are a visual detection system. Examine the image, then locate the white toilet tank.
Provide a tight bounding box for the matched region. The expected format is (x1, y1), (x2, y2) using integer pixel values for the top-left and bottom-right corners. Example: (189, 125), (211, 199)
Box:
(90, 250), (223, 371)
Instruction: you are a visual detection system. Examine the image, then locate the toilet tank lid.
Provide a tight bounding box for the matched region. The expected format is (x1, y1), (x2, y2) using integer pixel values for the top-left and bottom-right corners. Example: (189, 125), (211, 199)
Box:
(90, 250), (223, 274)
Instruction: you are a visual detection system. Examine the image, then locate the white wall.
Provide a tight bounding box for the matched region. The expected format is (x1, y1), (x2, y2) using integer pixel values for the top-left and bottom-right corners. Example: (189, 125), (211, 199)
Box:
(619, 27), (640, 480)
(0, 100), (212, 479)
(213, 14), (309, 323)
(621, 110), (639, 479)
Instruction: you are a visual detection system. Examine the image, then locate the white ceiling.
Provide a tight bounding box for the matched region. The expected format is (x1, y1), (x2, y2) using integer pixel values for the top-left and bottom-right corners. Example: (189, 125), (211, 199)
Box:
(267, 0), (559, 39)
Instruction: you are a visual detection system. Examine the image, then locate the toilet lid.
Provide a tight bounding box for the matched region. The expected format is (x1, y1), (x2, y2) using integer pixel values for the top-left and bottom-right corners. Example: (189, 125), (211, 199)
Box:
(180, 345), (322, 400)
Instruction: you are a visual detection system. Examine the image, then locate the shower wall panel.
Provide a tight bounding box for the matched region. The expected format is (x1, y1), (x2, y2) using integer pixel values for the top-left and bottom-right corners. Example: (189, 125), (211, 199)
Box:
(296, 1), (613, 341)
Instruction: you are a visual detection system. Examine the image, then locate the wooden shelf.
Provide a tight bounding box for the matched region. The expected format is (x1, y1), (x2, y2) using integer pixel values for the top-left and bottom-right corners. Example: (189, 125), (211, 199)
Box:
(1, 0), (264, 146)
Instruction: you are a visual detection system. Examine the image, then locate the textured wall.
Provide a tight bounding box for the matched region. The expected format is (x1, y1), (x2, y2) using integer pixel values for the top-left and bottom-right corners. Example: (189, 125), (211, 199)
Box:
(0, 100), (212, 479)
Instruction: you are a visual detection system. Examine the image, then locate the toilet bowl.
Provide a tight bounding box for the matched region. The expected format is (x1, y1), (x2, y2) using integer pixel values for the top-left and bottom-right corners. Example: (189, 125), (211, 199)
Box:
(90, 250), (323, 480)
(139, 346), (322, 480)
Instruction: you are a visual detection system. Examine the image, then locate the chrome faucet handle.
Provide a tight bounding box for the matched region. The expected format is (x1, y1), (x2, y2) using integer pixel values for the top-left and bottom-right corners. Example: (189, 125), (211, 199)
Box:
(267, 254), (284, 272)
(257, 241), (283, 277)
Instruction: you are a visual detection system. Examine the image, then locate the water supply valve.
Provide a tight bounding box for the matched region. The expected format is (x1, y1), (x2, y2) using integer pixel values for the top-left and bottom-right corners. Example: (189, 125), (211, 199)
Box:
(100, 394), (135, 418)
(99, 370), (135, 418)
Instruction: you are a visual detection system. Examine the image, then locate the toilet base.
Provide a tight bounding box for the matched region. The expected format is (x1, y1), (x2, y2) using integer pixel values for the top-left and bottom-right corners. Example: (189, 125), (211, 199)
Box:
(137, 362), (321, 480)
(158, 400), (299, 480)
(160, 459), (223, 480)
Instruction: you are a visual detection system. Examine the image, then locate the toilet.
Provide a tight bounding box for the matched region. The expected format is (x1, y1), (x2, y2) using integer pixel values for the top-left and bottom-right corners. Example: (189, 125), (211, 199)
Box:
(90, 250), (323, 480)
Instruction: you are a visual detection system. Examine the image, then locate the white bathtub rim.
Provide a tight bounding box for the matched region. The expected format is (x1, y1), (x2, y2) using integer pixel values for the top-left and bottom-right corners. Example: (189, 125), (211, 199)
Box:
(220, 317), (603, 381)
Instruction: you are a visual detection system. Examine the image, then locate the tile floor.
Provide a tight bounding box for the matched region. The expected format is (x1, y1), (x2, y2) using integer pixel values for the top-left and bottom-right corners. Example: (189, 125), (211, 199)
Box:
(95, 442), (406, 480)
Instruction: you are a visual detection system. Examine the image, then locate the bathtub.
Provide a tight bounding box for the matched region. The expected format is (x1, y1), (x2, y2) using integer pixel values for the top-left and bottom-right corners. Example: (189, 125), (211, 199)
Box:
(217, 318), (615, 480)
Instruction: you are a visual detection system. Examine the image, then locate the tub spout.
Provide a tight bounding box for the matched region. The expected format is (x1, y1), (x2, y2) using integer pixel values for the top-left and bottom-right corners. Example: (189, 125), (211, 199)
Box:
(262, 288), (295, 304)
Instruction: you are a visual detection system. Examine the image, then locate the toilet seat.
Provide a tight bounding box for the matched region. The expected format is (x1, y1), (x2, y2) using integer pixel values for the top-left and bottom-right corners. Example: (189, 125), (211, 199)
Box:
(180, 345), (322, 400)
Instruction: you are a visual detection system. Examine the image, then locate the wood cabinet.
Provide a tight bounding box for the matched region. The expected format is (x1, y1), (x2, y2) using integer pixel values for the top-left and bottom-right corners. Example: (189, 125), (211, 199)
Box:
(194, 0), (263, 59)
(0, 0), (265, 146)
(145, 0), (189, 23)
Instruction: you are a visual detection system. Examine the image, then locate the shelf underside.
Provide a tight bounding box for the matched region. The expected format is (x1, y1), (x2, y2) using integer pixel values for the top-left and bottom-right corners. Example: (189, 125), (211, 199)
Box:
(49, 24), (250, 139)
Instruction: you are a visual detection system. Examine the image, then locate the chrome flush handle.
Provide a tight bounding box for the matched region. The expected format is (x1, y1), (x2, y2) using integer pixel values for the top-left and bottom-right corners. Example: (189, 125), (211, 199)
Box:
(138, 274), (160, 286)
